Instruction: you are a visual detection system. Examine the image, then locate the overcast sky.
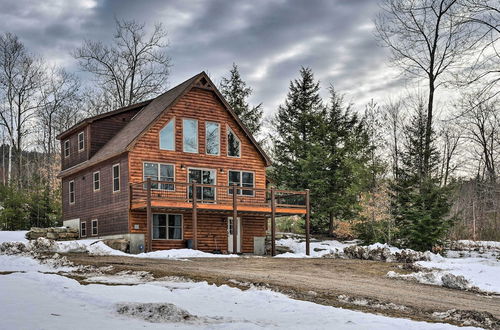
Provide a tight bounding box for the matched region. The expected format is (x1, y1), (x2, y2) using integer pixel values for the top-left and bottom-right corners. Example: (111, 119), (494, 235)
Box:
(0, 0), (413, 118)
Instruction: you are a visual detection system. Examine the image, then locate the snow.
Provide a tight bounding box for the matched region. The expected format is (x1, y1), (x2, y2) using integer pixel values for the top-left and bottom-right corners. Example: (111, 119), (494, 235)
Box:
(275, 237), (355, 257)
(415, 252), (500, 294)
(0, 231), (27, 243)
(0, 231), (477, 329)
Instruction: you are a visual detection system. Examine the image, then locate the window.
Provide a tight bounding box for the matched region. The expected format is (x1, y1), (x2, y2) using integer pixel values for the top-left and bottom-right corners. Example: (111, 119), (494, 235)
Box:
(112, 164), (120, 192)
(64, 140), (70, 158)
(229, 170), (254, 196)
(205, 121), (220, 155)
(188, 168), (216, 202)
(183, 118), (198, 153)
(143, 162), (174, 190)
(93, 171), (100, 191)
(69, 180), (75, 204)
(153, 214), (182, 240)
(227, 127), (241, 157)
(159, 119), (175, 151)
(78, 132), (85, 152)
(80, 221), (86, 237)
(91, 219), (98, 236)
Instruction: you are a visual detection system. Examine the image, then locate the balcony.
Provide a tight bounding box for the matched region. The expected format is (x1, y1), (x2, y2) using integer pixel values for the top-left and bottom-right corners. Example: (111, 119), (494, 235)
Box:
(129, 180), (308, 215)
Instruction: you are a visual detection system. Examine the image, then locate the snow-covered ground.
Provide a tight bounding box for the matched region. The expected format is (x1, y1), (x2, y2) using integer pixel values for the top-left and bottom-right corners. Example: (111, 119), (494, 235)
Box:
(276, 235), (500, 294)
(275, 237), (355, 257)
(0, 231), (478, 329)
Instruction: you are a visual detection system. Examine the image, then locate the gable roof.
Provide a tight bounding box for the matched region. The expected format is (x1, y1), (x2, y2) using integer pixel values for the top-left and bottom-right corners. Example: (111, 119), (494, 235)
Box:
(59, 71), (271, 178)
(56, 99), (153, 140)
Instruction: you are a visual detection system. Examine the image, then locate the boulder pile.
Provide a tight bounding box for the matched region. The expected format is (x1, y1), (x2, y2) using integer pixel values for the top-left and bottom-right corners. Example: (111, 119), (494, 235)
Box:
(25, 227), (79, 241)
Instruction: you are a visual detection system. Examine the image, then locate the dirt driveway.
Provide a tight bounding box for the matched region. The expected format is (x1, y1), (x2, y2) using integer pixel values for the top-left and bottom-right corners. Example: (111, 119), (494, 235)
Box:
(65, 254), (500, 327)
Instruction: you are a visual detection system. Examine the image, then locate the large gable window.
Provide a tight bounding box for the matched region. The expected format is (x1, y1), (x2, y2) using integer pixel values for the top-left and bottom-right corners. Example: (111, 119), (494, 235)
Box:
(227, 127), (241, 157)
(183, 118), (198, 153)
(144, 162), (174, 190)
(229, 170), (254, 196)
(205, 121), (220, 155)
(78, 132), (85, 152)
(153, 214), (182, 240)
(159, 119), (175, 151)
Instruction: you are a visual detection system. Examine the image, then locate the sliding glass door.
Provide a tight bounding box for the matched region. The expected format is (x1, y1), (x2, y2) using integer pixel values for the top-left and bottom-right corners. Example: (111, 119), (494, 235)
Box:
(188, 168), (216, 202)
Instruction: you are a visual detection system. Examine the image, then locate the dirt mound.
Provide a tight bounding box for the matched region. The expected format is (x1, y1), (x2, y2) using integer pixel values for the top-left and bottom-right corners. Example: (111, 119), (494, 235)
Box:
(433, 309), (500, 329)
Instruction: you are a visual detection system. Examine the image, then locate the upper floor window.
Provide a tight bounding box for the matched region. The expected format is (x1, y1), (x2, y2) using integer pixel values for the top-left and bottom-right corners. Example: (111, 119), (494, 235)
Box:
(69, 180), (75, 204)
(112, 164), (120, 192)
(205, 121), (220, 156)
(143, 162), (174, 191)
(64, 140), (70, 158)
(78, 132), (85, 152)
(227, 127), (241, 157)
(93, 171), (100, 191)
(229, 170), (254, 196)
(183, 118), (198, 153)
(159, 119), (175, 151)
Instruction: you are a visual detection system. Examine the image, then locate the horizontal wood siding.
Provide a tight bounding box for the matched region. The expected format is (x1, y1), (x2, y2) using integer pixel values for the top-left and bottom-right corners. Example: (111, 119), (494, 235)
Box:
(89, 109), (141, 158)
(61, 154), (129, 236)
(128, 87), (267, 193)
(130, 210), (266, 253)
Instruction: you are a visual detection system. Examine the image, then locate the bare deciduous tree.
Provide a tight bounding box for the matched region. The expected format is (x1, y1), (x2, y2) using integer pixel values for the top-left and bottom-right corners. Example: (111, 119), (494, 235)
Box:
(73, 18), (171, 109)
(0, 32), (44, 185)
(376, 0), (475, 177)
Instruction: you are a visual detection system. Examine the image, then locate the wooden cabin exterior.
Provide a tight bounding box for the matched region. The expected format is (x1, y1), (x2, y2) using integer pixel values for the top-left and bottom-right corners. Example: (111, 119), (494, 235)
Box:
(57, 72), (310, 255)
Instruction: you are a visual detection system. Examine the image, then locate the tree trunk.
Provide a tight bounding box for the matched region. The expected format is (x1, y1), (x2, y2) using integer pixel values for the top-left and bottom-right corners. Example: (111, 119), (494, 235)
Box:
(424, 79), (435, 178)
(329, 212), (335, 236)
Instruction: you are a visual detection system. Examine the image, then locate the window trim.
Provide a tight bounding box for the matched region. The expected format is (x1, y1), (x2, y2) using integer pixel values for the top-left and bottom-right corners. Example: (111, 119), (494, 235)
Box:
(93, 171), (100, 192)
(152, 213), (183, 241)
(228, 170), (255, 196)
(91, 219), (98, 236)
(112, 164), (120, 193)
(64, 140), (70, 158)
(142, 161), (175, 191)
(182, 118), (199, 153)
(159, 118), (176, 151)
(80, 221), (86, 238)
(78, 131), (85, 152)
(69, 180), (75, 204)
(205, 121), (220, 156)
(227, 126), (241, 158)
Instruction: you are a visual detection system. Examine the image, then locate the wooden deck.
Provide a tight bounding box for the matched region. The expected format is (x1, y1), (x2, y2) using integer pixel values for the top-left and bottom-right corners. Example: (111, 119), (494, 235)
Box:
(130, 180), (310, 255)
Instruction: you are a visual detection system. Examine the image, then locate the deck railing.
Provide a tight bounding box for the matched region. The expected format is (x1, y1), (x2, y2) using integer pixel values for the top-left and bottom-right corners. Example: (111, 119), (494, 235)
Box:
(129, 180), (308, 210)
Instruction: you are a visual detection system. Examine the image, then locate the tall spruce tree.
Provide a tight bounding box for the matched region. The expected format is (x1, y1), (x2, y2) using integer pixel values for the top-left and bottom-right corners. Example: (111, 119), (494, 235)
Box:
(391, 102), (453, 251)
(219, 63), (263, 135)
(271, 67), (373, 234)
(269, 67), (323, 192)
(306, 86), (373, 233)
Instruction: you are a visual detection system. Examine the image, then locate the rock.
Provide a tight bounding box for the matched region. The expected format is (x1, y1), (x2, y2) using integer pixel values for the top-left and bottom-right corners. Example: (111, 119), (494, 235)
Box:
(30, 227), (48, 233)
(103, 239), (129, 252)
(46, 232), (58, 239)
(313, 247), (326, 252)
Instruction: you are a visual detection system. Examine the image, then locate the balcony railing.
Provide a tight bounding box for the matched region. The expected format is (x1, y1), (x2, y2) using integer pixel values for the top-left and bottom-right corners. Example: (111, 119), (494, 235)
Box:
(129, 180), (308, 210)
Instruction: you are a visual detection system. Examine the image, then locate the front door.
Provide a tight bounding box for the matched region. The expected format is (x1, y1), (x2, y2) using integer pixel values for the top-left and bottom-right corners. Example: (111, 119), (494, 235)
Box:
(188, 168), (216, 202)
(227, 217), (241, 253)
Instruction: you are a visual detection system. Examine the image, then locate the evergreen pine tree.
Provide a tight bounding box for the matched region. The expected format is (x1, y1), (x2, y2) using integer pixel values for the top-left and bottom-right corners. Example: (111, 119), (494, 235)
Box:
(269, 67), (324, 192)
(391, 102), (453, 251)
(219, 63), (263, 135)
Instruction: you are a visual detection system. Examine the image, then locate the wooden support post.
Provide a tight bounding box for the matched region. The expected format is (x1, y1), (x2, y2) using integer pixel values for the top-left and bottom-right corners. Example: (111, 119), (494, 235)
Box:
(192, 181), (198, 250)
(305, 189), (310, 256)
(271, 187), (276, 257)
(146, 178), (152, 253)
(232, 184), (238, 254)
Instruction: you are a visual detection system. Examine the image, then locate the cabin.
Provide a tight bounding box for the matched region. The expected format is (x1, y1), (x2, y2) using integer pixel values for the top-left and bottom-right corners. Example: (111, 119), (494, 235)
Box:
(57, 72), (310, 255)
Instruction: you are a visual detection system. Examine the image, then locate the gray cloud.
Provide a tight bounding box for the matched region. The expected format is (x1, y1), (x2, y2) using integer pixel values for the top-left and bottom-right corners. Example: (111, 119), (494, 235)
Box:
(0, 0), (407, 116)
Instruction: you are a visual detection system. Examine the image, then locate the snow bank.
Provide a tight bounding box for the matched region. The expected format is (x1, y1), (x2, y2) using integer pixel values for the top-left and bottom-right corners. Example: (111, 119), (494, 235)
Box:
(0, 231), (27, 243)
(275, 237), (354, 258)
